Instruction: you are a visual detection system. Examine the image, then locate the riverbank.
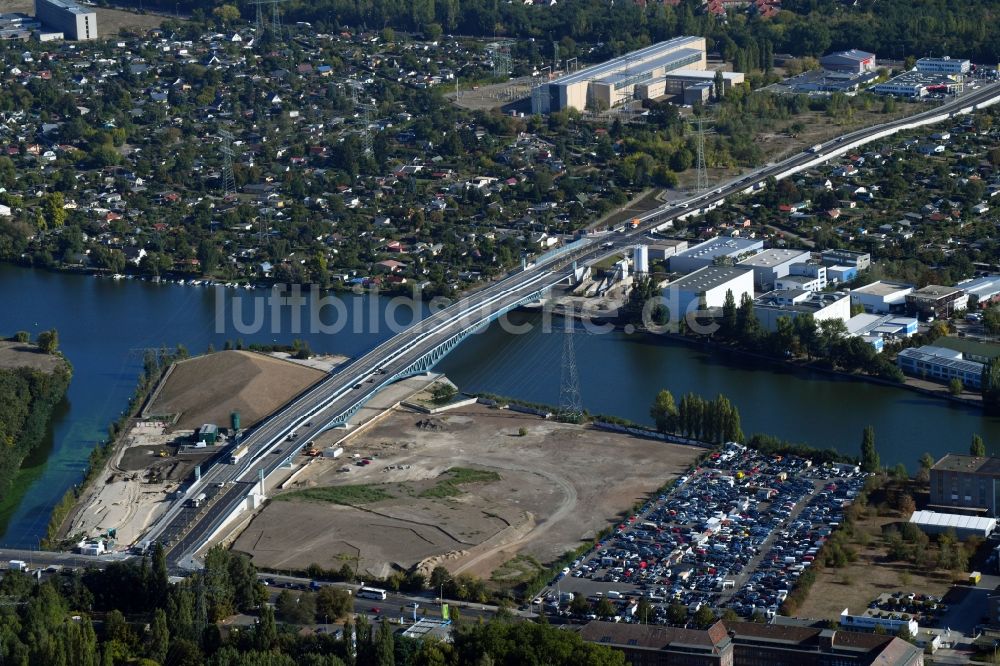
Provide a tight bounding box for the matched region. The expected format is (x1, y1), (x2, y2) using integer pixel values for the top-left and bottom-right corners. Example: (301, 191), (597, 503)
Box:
(546, 299), (984, 414)
(0, 340), (72, 534)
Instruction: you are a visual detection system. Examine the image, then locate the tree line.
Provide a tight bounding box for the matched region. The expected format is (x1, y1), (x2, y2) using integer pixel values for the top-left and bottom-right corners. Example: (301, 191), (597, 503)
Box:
(0, 542), (624, 666)
(650, 389), (743, 443)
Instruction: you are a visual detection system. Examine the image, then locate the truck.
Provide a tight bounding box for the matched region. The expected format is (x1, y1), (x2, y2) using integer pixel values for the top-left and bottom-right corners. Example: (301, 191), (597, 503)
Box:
(188, 492), (207, 508)
(808, 144), (823, 154)
(8, 560), (27, 572)
(969, 571), (982, 585)
(323, 446), (344, 459)
(230, 441), (250, 465)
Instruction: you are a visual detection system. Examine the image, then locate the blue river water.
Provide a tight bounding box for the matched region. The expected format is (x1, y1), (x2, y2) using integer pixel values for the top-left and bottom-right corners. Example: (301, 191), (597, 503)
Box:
(1, 264), (998, 546)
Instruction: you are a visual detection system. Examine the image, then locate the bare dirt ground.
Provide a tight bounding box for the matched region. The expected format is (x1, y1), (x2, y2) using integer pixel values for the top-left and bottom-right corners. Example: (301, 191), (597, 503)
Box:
(795, 505), (952, 620)
(0, 341), (62, 372)
(233, 404), (701, 579)
(7, 0), (174, 35)
(146, 350), (325, 431)
(66, 420), (215, 546)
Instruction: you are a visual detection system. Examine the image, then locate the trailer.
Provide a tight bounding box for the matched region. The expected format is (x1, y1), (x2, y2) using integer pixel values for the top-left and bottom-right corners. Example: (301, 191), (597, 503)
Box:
(230, 442), (250, 465)
(188, 492), (207, 508)
(7, 560), (27, 572)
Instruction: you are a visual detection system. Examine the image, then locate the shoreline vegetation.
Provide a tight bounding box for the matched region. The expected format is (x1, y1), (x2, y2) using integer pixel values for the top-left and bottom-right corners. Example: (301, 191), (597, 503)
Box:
(0, 333), (72, 516)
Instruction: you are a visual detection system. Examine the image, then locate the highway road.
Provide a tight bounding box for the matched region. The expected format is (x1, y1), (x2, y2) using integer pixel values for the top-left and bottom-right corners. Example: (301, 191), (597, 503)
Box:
(145, 81), (1000, 569)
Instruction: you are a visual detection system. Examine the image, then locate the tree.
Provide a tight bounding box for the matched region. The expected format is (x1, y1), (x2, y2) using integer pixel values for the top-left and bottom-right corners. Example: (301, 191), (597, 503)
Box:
(667, 602), (687, 625)
(147, 609), (169, 663)
(595, 598), (615, 619)
(693, 605), (716, 629)
(949, 378), (964, 396)
(212, 4), (241, 24)
(36, 328), (59, 354)
(635, 597), (653, 624)
(431, 383), (458, 405)
(983, 358), (1000, 415)
(650, 389), (679, 433)
(860, 425), (880, 473)
(917, 452), (935, 483)
(569, 595), (590, 616)
(316, 586), (353, 623)
(14, 331), (29, 343)
(971, 434), (987, 457)
(375, 620), (395, 666)
(720, 289), (737, 338)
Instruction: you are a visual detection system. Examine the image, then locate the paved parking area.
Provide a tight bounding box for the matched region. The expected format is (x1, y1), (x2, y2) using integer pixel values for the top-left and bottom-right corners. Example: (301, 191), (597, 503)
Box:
(541, 443), (867, 624)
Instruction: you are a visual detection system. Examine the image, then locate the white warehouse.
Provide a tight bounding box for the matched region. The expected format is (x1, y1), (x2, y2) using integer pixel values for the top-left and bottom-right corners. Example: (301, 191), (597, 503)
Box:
(753, 290), (851, 332)
(849, 280), (914, 314)
(665, 266), (755, 319)
(533, 36), (707, 113)
(737, 248), (811, 290)
(668, 236), (763, 274)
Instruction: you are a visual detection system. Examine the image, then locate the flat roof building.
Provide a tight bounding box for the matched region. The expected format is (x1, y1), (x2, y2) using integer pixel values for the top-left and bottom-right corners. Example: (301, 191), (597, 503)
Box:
(871, 70), (961, 97)
(665, 265), (755, 318)
(737, 248), (811, 289)
(34, 0), (96, 40)
(849, 280), (913, 314)
(897, 345), (984, 390)
(957, 275), (1000, 308)
(820, 249), (871, 271)
(916, 56), (970, 75)
(754, 289), (851, 332)
(905, 284), (969, 319)
(820, 49), (877, 74)
(534, 36), (707, 113)
(669, 236), (764, 274)
(930, 454), (1000, 517)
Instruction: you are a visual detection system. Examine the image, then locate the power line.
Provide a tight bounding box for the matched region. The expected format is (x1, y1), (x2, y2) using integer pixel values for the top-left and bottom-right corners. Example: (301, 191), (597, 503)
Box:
(219, 130), (236, 198)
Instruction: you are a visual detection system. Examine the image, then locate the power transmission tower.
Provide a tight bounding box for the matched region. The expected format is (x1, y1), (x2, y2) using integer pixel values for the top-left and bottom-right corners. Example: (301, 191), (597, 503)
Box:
(557, 321), (583, 423)
(252, 0), (283, 40)
(219, 130), (236, 198)
(488, 41), (512, 80)
(688, 115), (714, 194)
(270, 0), (283, 37)
(359, 104), (375, 156)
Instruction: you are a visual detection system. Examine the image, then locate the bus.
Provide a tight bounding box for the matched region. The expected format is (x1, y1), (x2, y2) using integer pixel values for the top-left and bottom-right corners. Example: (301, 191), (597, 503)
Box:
(357, 586), (387, 601)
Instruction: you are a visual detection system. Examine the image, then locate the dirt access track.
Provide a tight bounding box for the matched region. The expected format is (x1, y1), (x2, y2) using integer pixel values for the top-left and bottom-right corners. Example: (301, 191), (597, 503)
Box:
(0, 341), (63, 373)
(233, 404), (702, 580)
(145, 350), (326, 431)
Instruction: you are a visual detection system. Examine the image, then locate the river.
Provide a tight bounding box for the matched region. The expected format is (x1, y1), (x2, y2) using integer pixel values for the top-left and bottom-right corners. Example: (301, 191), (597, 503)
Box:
(1, 264), (998, 546)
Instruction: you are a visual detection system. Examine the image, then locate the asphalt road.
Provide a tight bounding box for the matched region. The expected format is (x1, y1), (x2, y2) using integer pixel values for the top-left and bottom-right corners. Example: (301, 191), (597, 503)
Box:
(143, 80), (1000, 569)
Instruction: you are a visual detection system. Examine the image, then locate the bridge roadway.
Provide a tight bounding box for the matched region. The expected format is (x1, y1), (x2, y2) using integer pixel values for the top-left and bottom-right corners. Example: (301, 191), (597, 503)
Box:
(154, 81), (1000, 568)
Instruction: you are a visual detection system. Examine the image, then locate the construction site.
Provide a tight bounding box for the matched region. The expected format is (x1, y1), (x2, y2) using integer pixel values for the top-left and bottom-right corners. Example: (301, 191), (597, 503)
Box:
(232, 402), (701, 581)
(62, 351), (332, 548)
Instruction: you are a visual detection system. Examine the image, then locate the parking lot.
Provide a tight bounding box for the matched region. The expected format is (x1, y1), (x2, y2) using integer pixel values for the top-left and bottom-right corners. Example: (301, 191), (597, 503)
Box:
(540, 443), (867, 623)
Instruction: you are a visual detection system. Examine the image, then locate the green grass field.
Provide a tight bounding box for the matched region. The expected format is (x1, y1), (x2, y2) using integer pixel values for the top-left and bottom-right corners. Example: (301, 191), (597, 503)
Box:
(276, 484), (392, 505)
(417, 467), (502, 499)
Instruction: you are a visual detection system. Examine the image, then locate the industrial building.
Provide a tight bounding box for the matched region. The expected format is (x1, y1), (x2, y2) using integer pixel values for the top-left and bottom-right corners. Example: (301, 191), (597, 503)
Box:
(34, 0), (96, 40)
(896, 345), (984, 390)
(0, 13), (43, 40)
(957, 275), (1000, 308)
(753, 290), (851, 332)
(820, 249), (871, 271)
(905, 284), (969, 319)
(532, 36), (707, 113)
(846, 313), (918, 340)
(579, 620), (924, 666)
(819, 49), (877, 74)
(930, 454), (1000, 517)
(668, 236), (763, 274)
(737, 248), (811, 290)
(871, 70), (962, 98)
(909, 510), (996, 540)
(647, 239), (689, 260)
(849, 280), (913, 314)
(636, 69), (746, 105)
(775, 263), (828, 292)
(916, 56), (970, 75)
(838, 609), (920, 639)
(665, 265), (755, 317)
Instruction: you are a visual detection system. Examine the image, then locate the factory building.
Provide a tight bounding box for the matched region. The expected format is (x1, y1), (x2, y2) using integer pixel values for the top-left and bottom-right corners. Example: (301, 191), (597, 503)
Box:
(533, 36), (707, 113)
(916, 56), (970, 75)
(668, 236), (763, 274)
(905, 285), (969, 320)
(34, 0), (96, 40)
(665, 266), (755, 318)
(737, 248), (811, 290)
(849, 281), (913, 314)
(819, 49), (877, 74)
(753, 290), (851, 333)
